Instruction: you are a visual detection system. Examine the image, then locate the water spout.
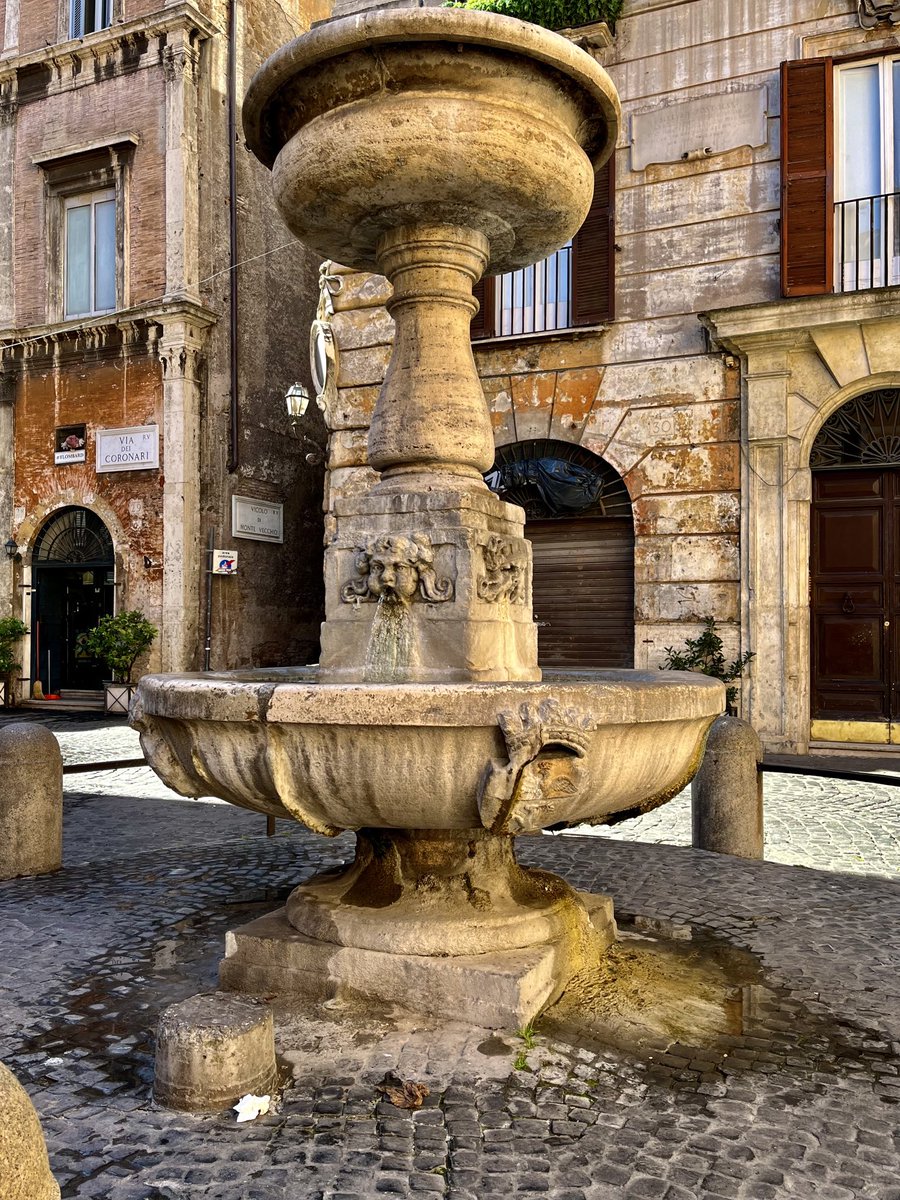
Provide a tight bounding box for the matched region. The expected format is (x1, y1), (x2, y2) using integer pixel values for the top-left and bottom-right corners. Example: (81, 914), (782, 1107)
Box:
(364, 595), (414, 682)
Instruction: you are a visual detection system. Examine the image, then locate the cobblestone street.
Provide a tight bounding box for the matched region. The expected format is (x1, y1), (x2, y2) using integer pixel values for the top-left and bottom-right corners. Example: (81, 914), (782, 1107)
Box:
(1, 714), (899, 1198)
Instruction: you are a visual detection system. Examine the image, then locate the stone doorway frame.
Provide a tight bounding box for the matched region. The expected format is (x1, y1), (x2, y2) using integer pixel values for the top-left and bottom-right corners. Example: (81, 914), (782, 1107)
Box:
(16, 497), (126, 703)
(704, 291), (900, 753)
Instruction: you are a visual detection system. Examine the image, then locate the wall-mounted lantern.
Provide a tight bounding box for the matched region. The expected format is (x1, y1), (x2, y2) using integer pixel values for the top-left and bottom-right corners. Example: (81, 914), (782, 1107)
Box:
(285, 382), (311, 427)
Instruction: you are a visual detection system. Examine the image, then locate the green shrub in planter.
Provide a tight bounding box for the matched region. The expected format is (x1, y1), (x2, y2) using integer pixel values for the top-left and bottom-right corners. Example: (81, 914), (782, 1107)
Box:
(660, 618), (754, 714)
(77, 610), (157, 685)
(0, 617), (28, 677)
(445, 0), (623, 31)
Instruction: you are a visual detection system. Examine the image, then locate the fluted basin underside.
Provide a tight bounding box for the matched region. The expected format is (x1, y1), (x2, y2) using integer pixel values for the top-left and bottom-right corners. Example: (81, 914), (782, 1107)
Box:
(133, 668), (723, 838)
(243, 8), (621, 274)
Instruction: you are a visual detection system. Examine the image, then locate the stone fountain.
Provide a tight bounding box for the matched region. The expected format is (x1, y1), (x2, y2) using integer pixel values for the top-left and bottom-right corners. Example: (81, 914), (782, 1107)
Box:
(134, 6), (723, 1029)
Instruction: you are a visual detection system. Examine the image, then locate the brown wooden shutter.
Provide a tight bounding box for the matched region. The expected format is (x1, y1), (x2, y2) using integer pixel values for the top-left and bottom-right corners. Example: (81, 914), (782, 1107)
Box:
(572, 155), (615, 325)
(781, 57), (834, 297)
(470, 275), (496, 339)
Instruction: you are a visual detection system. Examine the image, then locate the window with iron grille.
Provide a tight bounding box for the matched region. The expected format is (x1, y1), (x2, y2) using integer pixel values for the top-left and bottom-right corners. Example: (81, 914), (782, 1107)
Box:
(781, 52), (900, 296)
(471, 158), (615, 339)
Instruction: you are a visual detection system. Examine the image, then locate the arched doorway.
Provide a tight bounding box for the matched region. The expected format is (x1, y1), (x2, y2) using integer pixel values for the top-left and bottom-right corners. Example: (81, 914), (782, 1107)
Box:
(30, 507), (115, 696)
(810, 388), (900, 741)
(485, 439), (635, 668)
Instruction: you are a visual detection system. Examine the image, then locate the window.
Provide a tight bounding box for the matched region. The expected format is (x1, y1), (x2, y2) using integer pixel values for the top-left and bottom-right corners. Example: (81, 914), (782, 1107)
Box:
(835, 56), (900, 290)
(70, 0), (112, 38)
(781, 53), (900, 296)
(35, 136), (133, 322)
(472, 158), (615, 338)
(64, 190), (117, 318)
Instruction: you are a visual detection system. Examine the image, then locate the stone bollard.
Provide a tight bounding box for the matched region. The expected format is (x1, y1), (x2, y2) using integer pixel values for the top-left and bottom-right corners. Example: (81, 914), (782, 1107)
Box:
(691, 714), (764, 859)
(0, 1059), (61, 1199)
(0, 723), (63, 880)
(154, 993), (277, 1112)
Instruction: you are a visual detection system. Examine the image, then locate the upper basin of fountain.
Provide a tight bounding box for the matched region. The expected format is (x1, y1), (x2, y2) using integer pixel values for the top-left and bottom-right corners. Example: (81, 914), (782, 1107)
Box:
(241, 8), (621, 273)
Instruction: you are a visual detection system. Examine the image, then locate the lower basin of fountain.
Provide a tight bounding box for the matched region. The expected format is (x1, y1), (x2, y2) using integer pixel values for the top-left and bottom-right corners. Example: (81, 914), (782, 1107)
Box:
(134, 666), (722, 1029)
(133, 666), (723, 837)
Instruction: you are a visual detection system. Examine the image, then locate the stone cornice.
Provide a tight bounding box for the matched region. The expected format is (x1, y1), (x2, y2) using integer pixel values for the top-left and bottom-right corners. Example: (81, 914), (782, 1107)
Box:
(701, 288), (900, 353)
(0, 298), (217, 367)
(0, 3), (220, 99)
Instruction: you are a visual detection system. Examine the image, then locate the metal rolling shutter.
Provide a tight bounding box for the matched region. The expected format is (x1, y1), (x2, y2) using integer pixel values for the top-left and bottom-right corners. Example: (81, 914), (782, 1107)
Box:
(528, 516), (635, 669)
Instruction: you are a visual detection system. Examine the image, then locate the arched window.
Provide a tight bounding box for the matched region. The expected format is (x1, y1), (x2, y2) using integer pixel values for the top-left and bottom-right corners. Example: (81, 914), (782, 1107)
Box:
(810, 388), (900, 468)
(485, 438), (631, 520)
(32, 506), (114, 565)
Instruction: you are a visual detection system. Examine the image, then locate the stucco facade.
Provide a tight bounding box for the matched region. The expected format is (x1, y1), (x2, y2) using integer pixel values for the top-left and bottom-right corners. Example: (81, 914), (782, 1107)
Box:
(0, 0), (329, 702)
(321, 0), (900, 753)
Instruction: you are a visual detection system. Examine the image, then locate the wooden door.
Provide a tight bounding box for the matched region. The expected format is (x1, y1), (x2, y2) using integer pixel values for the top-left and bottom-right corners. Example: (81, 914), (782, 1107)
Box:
(528, 516), (634, 669)
(810, 469), (895, 727)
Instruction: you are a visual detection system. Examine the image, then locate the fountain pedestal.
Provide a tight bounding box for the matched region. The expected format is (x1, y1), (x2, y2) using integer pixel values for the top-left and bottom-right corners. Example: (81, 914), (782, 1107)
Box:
(221, 830), (616, 1028)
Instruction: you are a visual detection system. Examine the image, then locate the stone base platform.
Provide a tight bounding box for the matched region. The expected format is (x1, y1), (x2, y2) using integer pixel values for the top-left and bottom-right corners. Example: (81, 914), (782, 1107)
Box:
(219, 892), (616, 1030)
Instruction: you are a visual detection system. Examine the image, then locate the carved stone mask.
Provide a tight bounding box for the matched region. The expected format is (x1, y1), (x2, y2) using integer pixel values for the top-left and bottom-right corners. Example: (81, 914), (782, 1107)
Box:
(366, 538), (422, 602)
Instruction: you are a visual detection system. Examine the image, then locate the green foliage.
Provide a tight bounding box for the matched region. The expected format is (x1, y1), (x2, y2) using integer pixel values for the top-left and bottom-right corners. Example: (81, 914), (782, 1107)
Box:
(0, 617), (28, 676)
(77, 610), (157, 684)
(660, 618), (754, 712)
(445, 0), (623, 33)
(513, 1022), (537, 1070)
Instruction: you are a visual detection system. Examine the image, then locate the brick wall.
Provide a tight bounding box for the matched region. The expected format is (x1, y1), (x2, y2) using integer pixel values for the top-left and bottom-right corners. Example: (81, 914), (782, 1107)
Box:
(14, 67), (166, 326)
(193, 0), (331, 669)
(13, 349), (165, 665)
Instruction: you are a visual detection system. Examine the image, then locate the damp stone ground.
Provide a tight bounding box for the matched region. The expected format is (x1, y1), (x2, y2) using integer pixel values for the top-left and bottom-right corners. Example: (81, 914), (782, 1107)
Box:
(0, 734), (898, 1199)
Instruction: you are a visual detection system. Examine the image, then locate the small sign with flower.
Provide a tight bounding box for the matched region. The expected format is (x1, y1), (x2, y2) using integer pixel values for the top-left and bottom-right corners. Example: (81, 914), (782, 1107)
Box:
(55, 424), (86, 466)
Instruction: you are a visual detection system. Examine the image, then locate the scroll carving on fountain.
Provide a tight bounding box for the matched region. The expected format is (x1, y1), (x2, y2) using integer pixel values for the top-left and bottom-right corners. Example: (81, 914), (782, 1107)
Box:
(132, 7), (724, 1030)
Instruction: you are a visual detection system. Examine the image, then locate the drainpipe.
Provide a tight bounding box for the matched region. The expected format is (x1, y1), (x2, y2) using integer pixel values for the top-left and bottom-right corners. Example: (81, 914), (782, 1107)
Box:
(226, 0), (240, 473)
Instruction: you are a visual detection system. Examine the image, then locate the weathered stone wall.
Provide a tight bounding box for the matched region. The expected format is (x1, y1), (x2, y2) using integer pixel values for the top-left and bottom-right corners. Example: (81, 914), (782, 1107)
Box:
(325, 0), (900, 701)
(195, 0), (330, 669)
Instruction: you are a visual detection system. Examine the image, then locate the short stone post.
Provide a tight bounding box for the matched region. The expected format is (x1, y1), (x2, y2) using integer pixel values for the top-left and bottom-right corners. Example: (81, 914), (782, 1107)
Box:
(154, 993), (276, 1112)
(0, 1059), (61, 1199)
(0, 723), (63, 880)
(691, 714), (764, 859)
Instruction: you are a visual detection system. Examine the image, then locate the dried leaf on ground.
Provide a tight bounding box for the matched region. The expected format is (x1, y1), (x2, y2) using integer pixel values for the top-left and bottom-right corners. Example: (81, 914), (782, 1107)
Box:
(375, 1072), (430, 1109)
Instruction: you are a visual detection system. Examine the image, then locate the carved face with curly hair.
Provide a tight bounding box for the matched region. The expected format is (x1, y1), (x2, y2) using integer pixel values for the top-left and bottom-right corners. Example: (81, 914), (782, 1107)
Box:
(341, 533), (454, 605)
(365, 535), (426, 602)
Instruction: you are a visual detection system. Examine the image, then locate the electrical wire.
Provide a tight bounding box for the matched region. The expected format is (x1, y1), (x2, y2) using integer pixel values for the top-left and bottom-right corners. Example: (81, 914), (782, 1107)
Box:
(0, 237), (303, 359)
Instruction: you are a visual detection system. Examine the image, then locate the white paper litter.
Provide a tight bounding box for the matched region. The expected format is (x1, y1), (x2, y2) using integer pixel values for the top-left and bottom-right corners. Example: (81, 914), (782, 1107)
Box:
(233, 1093), (271, 1123)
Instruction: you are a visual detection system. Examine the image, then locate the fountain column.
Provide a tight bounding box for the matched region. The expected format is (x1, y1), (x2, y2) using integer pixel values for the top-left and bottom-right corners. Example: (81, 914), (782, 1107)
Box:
(319, 220), (541, 682)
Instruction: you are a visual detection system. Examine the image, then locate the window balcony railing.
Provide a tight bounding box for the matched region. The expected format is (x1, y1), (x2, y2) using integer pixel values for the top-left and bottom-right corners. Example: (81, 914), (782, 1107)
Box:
(495, 242), (573, 336)
(835, 190), (900, 292)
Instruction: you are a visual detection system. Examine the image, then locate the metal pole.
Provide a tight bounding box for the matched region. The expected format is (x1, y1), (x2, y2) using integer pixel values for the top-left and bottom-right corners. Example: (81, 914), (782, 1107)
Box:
(226, 0), (240, 473)
(203, 528), (215, 672)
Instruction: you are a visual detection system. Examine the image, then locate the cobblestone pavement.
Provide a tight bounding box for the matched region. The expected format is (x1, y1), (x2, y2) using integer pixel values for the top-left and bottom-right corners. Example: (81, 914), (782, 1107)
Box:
(0, 749), (898, 1199)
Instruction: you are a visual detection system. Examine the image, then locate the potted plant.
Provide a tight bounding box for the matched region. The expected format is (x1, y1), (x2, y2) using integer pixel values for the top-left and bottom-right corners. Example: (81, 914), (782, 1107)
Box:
(659, 617), (755, 716)
(77, 610), (158, 715)
(0, 617), (28, 708)
(445, 0), (624, 34)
